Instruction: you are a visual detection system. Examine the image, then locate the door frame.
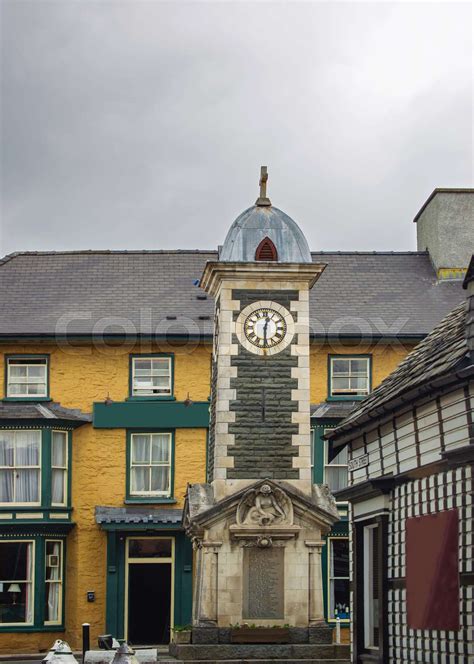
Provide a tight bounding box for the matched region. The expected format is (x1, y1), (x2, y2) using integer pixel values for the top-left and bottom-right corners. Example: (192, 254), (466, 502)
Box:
(124, 535), (175, 642)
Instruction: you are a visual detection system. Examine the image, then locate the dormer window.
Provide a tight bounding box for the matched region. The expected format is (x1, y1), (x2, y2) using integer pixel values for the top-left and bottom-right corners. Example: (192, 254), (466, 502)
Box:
(255, 237), (278, 261)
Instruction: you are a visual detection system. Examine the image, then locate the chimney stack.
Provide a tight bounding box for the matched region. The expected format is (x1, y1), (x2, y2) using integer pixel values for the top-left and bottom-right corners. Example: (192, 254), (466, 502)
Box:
(414, 188), (474, 280)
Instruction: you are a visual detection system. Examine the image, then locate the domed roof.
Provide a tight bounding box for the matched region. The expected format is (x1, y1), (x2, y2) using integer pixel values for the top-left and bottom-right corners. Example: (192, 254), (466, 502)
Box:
(219, 205), (312, 263)
(219, 167), (312, 263)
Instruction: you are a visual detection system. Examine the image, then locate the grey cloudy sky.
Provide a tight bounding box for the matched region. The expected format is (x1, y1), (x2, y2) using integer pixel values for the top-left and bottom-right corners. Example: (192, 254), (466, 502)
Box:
(1, 1), (472, 256)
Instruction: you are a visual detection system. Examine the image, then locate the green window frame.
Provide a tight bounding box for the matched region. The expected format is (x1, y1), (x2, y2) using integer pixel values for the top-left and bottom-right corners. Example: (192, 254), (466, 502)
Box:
(328, 354), (371, 400)
(327, 536), (350, 623)
(0, 535), (67, 632)
(126, 430), (176, 504)
(0, 430), (42, 506)
(0, 428), (72, 510)
(4, 355), (50, 402)
(128, 354), (175, 400)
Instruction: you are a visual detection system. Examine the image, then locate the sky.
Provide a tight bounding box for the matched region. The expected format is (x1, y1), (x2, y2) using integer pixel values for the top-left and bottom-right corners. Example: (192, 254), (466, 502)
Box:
(0, 1), (472, 256)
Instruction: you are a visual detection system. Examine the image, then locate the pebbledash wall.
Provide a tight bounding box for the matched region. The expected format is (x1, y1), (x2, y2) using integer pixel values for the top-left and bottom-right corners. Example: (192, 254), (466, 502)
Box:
(0, 339), (416, 653)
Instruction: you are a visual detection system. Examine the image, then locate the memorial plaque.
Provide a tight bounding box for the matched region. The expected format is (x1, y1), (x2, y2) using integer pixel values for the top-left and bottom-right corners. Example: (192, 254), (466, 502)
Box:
(243, 547), (284, 619)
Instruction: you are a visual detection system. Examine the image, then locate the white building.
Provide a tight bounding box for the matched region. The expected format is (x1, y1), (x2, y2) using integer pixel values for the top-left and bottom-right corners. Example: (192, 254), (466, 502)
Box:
(328, 255), (474, 664)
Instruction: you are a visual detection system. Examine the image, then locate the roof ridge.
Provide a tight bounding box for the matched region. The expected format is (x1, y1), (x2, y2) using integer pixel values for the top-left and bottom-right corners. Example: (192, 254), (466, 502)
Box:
(310, 251), (429, 256)
(0, 249), (430, 261)
(0, 249), (218, 260)
(0, 251), (22, 267)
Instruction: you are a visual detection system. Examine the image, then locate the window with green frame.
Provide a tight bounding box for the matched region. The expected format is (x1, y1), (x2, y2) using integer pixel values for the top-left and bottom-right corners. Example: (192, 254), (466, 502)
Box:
(327, 537), (350, 622)
(0, 429), (71, 508)
(129, 355), (174, 398)
(5, 356), (49, 400)
(0, 536), (66, 630)
(329, 355), (371, 398)
(126, 431), (174, 502)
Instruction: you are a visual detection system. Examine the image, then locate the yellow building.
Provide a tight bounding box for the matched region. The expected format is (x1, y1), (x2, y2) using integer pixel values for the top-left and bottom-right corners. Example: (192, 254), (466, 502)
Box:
(0, 187), (470, 653)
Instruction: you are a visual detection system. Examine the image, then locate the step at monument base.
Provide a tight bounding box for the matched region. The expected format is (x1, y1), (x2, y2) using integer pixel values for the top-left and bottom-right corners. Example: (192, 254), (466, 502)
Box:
(168, 643), (350, 661)
(163, 659), (350, 664)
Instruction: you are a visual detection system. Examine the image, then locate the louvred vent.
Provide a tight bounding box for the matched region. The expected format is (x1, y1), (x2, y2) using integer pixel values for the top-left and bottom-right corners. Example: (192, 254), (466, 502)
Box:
(255, 237), (278, 261)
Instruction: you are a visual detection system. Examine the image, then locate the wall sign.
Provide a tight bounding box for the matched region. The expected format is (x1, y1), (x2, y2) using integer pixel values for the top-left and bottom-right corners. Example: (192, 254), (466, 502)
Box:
(348, 454), (369, 472)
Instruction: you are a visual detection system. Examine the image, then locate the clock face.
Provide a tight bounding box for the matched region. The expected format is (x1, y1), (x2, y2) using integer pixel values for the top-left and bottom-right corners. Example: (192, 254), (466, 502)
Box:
(244, 308), (287, 349)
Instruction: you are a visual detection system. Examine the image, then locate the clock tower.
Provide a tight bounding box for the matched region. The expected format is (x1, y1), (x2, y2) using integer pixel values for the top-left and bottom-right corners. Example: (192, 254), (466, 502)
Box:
(182, 168), (341, 653)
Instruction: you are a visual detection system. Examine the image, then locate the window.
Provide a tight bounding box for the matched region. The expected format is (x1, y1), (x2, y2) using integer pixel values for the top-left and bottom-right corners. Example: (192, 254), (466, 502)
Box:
(131, 356), (172, 397)
(45, 540), (63, 625)
(6, 357), (48, 398)
(328, 538), (350, 621)
(324, 437), (348, 493)
(129, 433), (172, 497)
(0, 541), (34, 625)
(51, 431), (67, 506)
(363, 524), (380, 648)
(0, 431), (41, 505)
(329, 356), (370, 397)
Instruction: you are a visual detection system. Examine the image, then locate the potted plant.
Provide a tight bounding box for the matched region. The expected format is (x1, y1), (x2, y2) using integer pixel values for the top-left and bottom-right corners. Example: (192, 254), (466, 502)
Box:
(230, 623), (290, 644)
(171, 625), (192, 644)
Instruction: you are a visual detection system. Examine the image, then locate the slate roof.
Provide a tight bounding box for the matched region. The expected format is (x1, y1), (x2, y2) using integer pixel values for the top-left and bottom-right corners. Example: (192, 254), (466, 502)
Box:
(311, 401), (358, 420)
(95, 506), (182, 526)
(0, 250), (464, 339)
(0, 401), (91, 423)
(328, 299), (470, 445)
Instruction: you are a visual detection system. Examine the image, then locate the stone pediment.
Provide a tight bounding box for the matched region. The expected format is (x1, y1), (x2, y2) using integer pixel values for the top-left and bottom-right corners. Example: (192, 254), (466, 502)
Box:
(183, 479), (339, 540)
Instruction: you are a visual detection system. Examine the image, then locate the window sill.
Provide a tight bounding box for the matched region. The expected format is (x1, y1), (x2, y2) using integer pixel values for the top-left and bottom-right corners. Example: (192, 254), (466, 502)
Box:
(0, 625), (65, 633)
(126, 396), (176, 402)
(124, 497), (177, 505)
(0, 506), (72, 512)
(326, 396), (367, 402)
(2, 397), (52, 402)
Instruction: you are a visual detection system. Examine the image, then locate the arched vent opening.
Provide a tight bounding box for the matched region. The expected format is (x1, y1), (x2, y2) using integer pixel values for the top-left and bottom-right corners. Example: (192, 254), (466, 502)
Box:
(255, 237), (278, 261)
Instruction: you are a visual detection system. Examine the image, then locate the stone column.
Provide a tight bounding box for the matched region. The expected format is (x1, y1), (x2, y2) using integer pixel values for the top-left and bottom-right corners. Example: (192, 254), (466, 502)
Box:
(305, 540), (325, 625)
(191, 538), (203, 626)
(195, 541), (222, 626)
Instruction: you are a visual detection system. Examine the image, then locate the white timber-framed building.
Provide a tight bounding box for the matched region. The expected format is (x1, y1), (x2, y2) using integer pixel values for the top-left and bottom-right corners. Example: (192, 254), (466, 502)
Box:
(328, 255), (474, 664)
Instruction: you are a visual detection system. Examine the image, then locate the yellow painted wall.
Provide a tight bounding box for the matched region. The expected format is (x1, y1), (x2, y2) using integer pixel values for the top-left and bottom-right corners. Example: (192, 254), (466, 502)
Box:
(309, 341), (416, 404)
(0, 343), (210, 654)
(0, 339), (415, 653)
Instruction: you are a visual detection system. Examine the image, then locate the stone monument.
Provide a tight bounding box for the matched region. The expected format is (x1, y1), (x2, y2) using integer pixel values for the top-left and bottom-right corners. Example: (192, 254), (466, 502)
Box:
(180, 169), (346, 660)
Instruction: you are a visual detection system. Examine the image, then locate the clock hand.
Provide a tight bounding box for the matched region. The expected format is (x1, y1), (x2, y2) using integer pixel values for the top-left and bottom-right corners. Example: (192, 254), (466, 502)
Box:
(263, 317), (269, 344)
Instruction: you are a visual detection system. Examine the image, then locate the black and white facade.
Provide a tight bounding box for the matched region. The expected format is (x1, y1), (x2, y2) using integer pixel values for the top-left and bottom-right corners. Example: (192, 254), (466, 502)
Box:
(329, 256), (474, 664)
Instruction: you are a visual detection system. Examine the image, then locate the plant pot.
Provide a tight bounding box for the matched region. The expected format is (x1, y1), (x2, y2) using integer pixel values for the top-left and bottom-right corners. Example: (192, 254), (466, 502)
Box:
(172, 630), (191, 644)
(230, 627), (290, 644)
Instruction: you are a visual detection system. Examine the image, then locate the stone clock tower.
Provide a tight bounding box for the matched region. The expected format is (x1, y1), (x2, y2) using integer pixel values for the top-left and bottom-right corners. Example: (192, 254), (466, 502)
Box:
(182, 169), (341, 656)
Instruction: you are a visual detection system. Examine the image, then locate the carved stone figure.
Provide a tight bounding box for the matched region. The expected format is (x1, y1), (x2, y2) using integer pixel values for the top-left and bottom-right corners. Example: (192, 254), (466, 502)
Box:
(236, 483), (293, 527)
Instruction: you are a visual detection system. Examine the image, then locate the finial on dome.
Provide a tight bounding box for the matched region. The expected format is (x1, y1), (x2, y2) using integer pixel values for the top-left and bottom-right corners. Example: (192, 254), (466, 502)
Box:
(255, 166), (271, 207)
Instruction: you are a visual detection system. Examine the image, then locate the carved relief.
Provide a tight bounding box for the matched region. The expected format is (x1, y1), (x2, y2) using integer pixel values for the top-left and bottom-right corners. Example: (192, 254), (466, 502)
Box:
(237, 483), (294, 527)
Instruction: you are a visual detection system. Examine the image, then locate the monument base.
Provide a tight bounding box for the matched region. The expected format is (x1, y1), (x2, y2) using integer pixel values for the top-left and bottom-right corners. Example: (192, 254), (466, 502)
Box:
(190, 625), (334, 644)
(168, 642), (350, 662)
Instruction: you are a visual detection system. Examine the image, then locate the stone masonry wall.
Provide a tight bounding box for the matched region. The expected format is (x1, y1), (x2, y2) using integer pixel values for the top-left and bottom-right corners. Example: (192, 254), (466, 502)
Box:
(227, 290), (300, 480)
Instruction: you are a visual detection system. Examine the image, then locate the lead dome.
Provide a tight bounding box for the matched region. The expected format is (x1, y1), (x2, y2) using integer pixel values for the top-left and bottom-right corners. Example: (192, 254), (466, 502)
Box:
(219, 167), (313, 264)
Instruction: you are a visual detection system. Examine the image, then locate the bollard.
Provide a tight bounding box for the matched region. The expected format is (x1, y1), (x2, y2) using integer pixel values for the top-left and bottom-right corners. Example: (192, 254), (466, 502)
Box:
(82, 623), (90, 662)
(335, 616), (341, 644)
(44, 641), (79, 664)
(44, 640), (64, 661)
(111, 642), (138, 664)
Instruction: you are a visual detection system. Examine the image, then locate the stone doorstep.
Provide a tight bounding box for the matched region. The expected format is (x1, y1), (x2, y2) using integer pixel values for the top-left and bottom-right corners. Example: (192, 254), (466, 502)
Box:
(168, 644), (350, 661)
(162, 660), (350, 664)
